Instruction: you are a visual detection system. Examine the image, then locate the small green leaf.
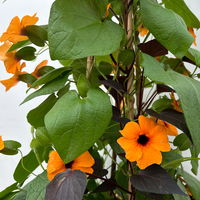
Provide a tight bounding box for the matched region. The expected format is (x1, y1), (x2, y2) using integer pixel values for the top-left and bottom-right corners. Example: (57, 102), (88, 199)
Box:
(25, 25), (48, 47)
(14, 150), (43, 183)
(27, 95), (57, 128)
(76, 74), (91, 97)
(173, 180), (190, 200)
(185, 48), (200, 66)
(22, 76), (68, 104)
(0, 183), (18, 199)
(162, 151), (182, 169)
(15, 46), (36, 61)
(140, 0), (193, 58)
(151, 96), (173, 113)
(163, 0), (200, 28)
(35, 127), (51, 146)
(18, 74), (37, 85)
(45, 89), (112, 163)
(8, 40), (30, 52)
(0, 140), (21, 155)
(37, 66), (54, 76)
(173, 133), (192, 151)
(48, 0), (123, 59)
(28, 67), (70, 89)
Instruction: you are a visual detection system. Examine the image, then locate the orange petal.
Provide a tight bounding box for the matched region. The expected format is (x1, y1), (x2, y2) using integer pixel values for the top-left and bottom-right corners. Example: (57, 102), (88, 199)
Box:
(0, 74), (19, 91)
(0, 16), (21, 42)
(32, 60), (48, 78)
(47, 151), (66, 180)
(105, 3), (111, 17)
(71, 166), (94, 175)
(157, 120), (178, 136)
(149, 125), (171, 152)
(188, 27), (197, 46)
(0, 41), (12, 61)
(0, 136), (4, 150)
(117, 137), (142, 162)
(6, 35), (29, 44)
(120, 121), (141, 139)
(136, 146), (162, 169)
(138, 25), (149, 37)
(4, 54), (21, 74)
(138, 115), (156, 135)
(21, 13), (39, 27)
(72, 151), (95, 168)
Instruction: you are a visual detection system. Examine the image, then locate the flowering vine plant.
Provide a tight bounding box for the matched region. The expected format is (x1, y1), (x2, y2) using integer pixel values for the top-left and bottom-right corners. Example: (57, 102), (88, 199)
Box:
(1, 0), (200, 199)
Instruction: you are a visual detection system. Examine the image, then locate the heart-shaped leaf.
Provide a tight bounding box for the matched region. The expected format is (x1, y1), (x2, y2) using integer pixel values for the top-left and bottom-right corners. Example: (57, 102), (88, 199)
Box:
(131, 164), (186, 195)
(45, 170), (87, 200)
(44, 88), (112, 163)
(48, 0), (123, 60)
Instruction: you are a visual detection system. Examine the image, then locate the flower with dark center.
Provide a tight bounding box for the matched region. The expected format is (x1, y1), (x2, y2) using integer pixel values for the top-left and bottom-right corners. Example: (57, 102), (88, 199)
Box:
(47, 151), (95, 181)
(117, 115), (170, 169)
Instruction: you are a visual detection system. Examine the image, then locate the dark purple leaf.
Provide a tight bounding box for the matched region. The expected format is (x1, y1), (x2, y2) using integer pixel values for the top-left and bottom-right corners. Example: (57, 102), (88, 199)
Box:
(45, 170), (87, 200)
(91, 159), (108, 178)
(112, 106), (121, 122)
(100, 79), (125, 93)
(145, 109), (191, 140)
(131, 165), (186, 195)
(138, 39), (168, 57)
(182, 56), (196, 65)
(156, 84), (175, 94)
(93, 180), (116, 193)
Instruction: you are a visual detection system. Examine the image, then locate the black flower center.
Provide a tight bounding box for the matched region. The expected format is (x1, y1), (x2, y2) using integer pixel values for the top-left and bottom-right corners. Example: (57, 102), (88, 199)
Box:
(65, 161), (74, 169)
(20, 28), (27, 36)
(137, 134), (149, 145)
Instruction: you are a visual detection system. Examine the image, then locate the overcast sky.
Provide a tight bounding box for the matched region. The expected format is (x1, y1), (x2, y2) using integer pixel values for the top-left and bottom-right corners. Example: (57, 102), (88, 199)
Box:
(0, 0), (200, 191)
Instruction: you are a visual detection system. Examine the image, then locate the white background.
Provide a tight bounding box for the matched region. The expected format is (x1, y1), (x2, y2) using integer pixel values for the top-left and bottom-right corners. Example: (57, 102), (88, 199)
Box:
(0, 0), (200, 191)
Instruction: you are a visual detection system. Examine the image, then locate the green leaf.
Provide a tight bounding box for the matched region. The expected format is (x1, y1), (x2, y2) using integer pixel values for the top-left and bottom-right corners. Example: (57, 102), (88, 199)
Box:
(178, 170), (200, 200)
(190, 146), (199, 175)
(35, 127), (51, 146)
(141, 53), (200, 154)
(15, 46), (36, 61)
(163, 0), (200, 28)
(22, 75), (68, 104)
(27, 95), (57, 128)
(28, 67), (70, 89)
(37, 66), (54, 76)
(14, 150), (42, 183)
(76, 74), (91, 97)
(0, 183), (18, 199)
(48, 0), (123, 60)
(18, 171), (49, 200)
(118, 49), (135, 66)
(185, 48), (200, 66)
(25, 25), (48, 47)
(13, 191), (27, 200)
(8, 40), (30, 52)
(45, 89), (112, 163)
(18, 74), (37, 85)
(162, 151), (182, 169)
(173, 133), (192, 151)
(151, 96), (173, 113)
(140, 0), (193, 58)
(0, 140), (21, 155)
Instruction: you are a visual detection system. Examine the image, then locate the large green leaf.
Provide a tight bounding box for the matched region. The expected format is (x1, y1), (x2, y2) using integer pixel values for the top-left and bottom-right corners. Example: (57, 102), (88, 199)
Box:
(48, 0), (123, 60)
(140, 0), (193, 58)
(141, 53), (200, 153)
(185, 48), (200, 66)
(14, 172), (49, 200)
(163, 0), (200, 28)
(45, 89), (112, 163)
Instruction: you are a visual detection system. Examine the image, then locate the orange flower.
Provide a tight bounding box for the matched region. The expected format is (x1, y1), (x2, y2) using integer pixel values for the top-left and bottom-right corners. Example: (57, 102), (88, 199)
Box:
(0, 14), (38, 43)
(0, 41), (26, 74)
(31, 60), (48, 78)
(47, 151), (95, 181)
(138, 25), (149, 37)
(117, 115), (170, 169)
(188, 27), (197, 46)
(170, 92), (183, 113)
(157, 119), (178, 136)
(105, 3), (111, 17)
(0, 69), (26, 91)
(0, 136), (4, 150)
